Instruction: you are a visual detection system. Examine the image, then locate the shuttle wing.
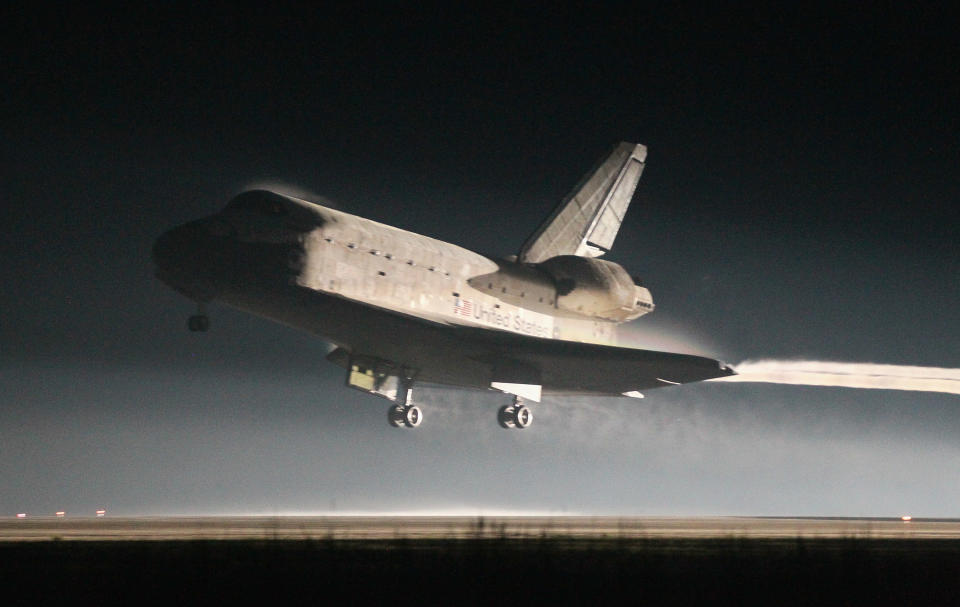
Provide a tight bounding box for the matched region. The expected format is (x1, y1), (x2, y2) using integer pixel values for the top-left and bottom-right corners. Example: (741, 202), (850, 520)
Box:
(321, 292), (733, 397)
(464, 326), (733, 396)
(518, 142), (647, 263)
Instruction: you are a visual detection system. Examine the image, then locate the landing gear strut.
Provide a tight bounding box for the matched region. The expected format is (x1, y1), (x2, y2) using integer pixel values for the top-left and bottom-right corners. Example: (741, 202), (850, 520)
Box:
(188, 303), (209, 332)
(498, 396), (533, 429)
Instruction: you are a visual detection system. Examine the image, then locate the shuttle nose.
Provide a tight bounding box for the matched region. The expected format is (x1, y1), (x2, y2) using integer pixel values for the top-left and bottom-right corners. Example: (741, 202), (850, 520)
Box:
(152, 228), (177, 268)
(152, 221), (209, 271)
(152, 218), (236, 299)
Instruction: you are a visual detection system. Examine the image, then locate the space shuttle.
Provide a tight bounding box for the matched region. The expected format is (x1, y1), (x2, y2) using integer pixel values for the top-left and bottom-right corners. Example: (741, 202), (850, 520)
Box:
(153, 143), (734, 429)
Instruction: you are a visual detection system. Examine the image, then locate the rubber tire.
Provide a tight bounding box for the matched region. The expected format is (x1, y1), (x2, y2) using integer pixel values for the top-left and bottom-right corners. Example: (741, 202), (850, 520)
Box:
(498, 405), (516, 429)
(404, 405), (423, 428)
(388, 405), (406, 427)
(513, 405), (532, 429)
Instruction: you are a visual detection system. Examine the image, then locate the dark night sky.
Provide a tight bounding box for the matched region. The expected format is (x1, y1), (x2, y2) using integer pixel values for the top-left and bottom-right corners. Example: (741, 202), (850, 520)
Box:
(2, 6), (958, 516)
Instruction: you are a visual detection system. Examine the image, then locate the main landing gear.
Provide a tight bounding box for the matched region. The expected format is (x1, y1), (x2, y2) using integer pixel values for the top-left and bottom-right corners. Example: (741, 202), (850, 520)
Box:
(187, 303), (210, 332)
(498, 396), (533, 430)
(387, 377), (423, 429)
(342, 355), (423, 429)
(388, 402), (423, 428)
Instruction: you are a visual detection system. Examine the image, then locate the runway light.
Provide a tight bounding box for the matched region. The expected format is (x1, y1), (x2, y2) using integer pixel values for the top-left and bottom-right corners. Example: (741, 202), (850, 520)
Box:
(96, 509), (106, 517)
(56, 511), (65, 517)
(16, 513), (26, 519)
(901, 515), (913, 522)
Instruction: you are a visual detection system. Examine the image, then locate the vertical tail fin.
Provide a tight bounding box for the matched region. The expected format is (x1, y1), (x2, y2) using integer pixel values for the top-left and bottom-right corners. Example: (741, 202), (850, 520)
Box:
(518, 142), (647, 263)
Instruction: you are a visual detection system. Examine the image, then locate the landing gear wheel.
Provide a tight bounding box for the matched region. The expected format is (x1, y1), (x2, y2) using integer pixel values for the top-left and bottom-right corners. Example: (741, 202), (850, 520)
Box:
(388, 404), (423, 428)
(388, 405), (406, 428)
(498, 396), (533, 429)
(188, 315), (209, 332)
(513, 405), (532, 429)
(403, 405), (423, 428)
(498, 405), (517, 429)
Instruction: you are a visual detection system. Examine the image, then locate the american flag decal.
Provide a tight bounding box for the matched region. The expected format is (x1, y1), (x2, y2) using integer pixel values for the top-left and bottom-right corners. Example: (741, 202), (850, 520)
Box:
(454, 298), (473, 317)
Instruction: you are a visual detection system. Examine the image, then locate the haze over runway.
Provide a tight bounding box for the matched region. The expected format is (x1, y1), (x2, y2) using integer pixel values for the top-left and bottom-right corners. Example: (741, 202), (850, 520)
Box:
(4, 516), (960, 542)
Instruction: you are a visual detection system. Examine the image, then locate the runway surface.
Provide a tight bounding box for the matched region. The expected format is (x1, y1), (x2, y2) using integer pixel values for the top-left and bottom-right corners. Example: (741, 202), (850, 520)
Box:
(3, 515), (959, 542)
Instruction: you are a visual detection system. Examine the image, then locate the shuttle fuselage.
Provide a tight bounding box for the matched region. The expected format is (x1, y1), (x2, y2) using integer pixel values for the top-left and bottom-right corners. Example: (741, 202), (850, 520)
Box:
(153, 143), (734, 429)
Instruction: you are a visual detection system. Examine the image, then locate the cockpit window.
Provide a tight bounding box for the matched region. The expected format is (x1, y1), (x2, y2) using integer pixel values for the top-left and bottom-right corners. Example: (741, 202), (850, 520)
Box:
(226, 190), (289, 216)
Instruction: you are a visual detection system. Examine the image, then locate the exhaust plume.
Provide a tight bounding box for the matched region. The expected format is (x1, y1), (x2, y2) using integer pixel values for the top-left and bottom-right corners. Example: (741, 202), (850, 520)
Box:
(713, 360), (960, 396)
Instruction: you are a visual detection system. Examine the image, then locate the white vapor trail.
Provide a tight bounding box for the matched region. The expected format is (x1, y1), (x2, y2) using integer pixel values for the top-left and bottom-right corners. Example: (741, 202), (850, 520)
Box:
(712, 360), (960, 396)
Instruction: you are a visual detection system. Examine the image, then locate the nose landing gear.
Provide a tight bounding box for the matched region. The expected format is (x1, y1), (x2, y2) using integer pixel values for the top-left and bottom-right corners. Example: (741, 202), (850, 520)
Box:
(498, 397), (533, 429)
(188, 303), (210, 332)
(187, 315), (209, 332)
